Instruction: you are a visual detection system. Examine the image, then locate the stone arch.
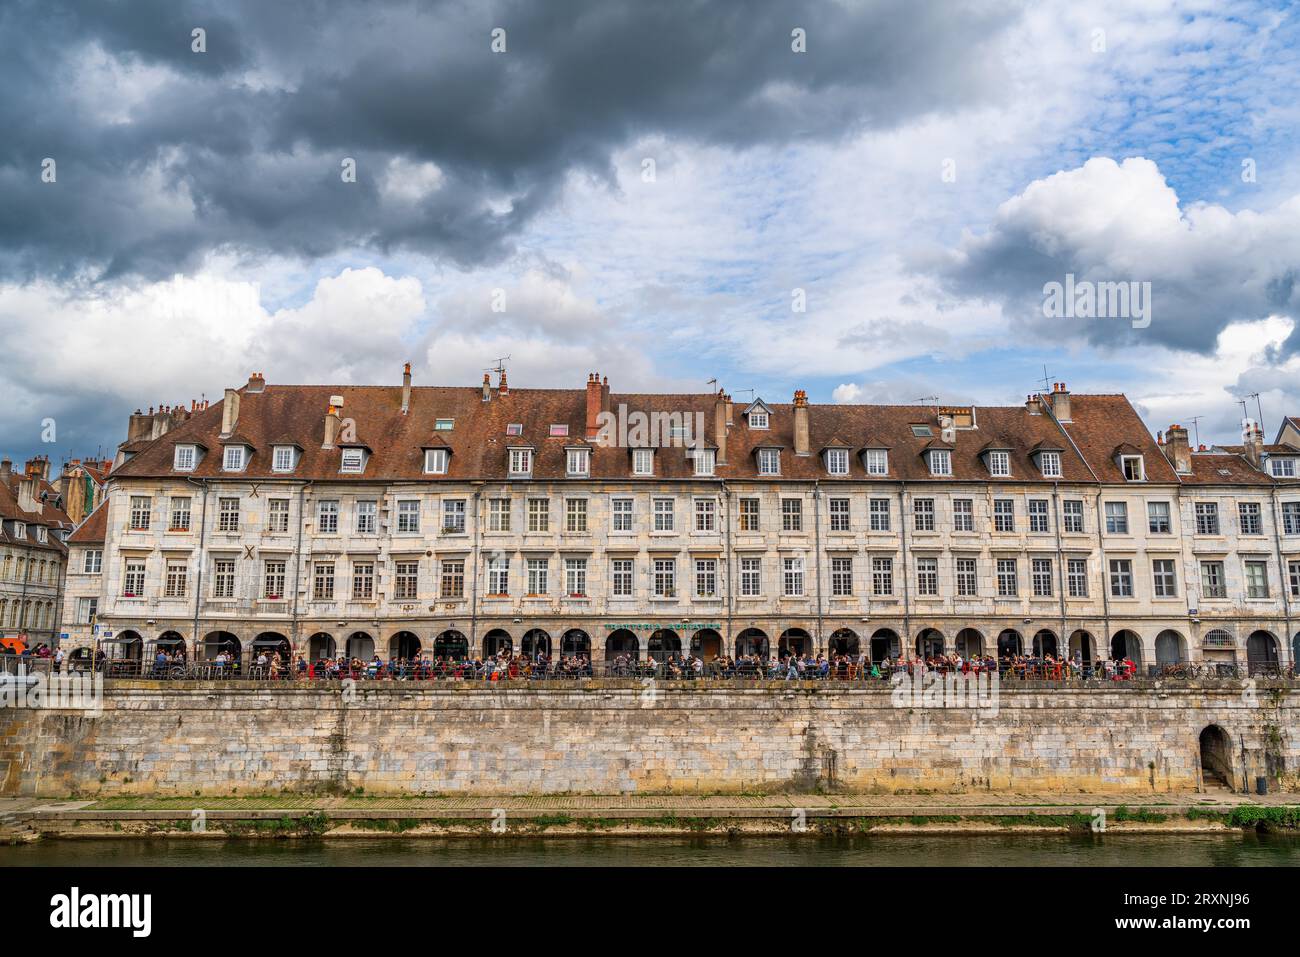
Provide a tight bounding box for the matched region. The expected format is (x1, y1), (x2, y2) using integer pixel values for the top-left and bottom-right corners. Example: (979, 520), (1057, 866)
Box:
(345, 631), (375, 660)
(252, 631), (291, 661)
(522, 628), (551, 658)
(648, 629), (681, 662)
(955, 628), (983, 658)
(434, 629), (468, 659)
(482, 628), (513, 657)
(1111, 629), (1143, 668)
(1199, 725), (1234, 790)
(201, 630), (240, 662)
(1293, 632), (1300, 668)
(389, 630), (421, 659)
(827, 627), (859, 656)
(870, 628), (900, 661)
(735, 628), (769, 657)
(561, 628), (591, 658)
(778, 627), (812, 658)
(110, 629), (146, 662)
(1031, 629), (1058, 657)
(690, 628), (723, 660)
(916, 628), (945, 658)
(308, 632), (336, 660)
(155, 630), (186, 652)
(996, 629), (1023, 658)
(1069, 630), (1096, 664)
(1154, 629), (1186, 667)
(1247, 630), (1280, 675)
(605, 629), (638, 659)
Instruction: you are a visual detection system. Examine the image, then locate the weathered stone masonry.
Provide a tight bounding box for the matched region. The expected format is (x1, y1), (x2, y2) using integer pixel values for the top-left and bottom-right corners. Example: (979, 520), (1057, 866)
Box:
(3, 683), (1298, 797)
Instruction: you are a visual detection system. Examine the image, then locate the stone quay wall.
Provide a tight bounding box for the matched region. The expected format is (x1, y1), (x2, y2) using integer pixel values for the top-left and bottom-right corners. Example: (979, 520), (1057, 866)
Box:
(2, 681), (1298, 797)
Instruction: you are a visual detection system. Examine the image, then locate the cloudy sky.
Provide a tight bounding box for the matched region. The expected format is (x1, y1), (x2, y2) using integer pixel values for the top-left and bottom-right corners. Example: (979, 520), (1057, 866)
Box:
(3, 0), (1300, 464)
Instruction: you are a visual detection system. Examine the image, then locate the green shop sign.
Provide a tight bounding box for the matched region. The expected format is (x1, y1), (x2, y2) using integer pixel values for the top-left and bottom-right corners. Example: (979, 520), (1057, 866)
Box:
(603, 622), (721, 631)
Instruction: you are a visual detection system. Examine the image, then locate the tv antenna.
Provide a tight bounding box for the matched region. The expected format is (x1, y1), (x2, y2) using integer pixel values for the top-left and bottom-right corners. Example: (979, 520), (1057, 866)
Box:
(915, 395), (940, 414)
(1036, 364), (1053, 394)
(487, 355), (510, 376)
(1187, 415), (1203, 448)
(1247, 392), (1263, 425)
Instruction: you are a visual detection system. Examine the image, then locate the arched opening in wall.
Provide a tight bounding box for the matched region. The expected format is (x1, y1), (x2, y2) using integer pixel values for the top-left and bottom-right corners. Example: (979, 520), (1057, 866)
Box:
(778, 628), (812, 658)
(522, 628), (551, 659)
(1111, 630), (1143, 669)
(1155, 630), (1185, 667)
(108, 629), (145, 661)
(735, 628), (769, 658)
(827, 628), (859, 656)
(434, 630), (468, 659)
(389, 631), (421, 660)
(1293, 632), (1300, 668)
(870, 628), (900, 662)
(345, 631), (375, 661)
(561, 629), (590, 659)
(690, 628), (723, 661)
(1247, 631), (1280, 675)
(648, 629), (681, 663)
(1031, 630), (1058, 657)
(308, 632), (336, 660)
(251, 631), (291, 663)
(155, 630), (186, 655)
(916, 628), (944, 659)
(996, 629), (1023, 658)
(201, 631), (241, 663)
(1069, 630), (1095, 664)
(605, 629), (638, 659)
(1198, 725), (1234, 790)
(482, 629), (513, 657)
(955, 628), (983, 658)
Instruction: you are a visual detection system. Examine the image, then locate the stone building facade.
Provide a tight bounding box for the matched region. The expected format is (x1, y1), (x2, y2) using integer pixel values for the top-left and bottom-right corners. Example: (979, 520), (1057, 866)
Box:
(0, 457), (73, 647)
(59, 369), (1300, 672)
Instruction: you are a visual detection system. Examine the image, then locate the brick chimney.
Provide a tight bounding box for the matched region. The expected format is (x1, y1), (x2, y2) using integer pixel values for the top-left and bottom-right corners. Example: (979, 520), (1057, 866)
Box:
(24, 456), (50, 481)
(401, 362), (412, 415)
(127, 409), (152, 444)
(482, 372), (492, 402)
(220, 388), (241, 438)
(0, 458), (10, 485)
(322, 398), (343, 449)
(17, 472), (39, 512)
(714, 389), (729, 464)
(1026, 394), (1042, 414)
(585, 372), (609, 439)
(1164, 424), (1191, 474)
(1242, 419), (1265, 470)
(247, 371), (266, 393)
(793, 390), (810, 456)
(1049, 381), (1072, 422)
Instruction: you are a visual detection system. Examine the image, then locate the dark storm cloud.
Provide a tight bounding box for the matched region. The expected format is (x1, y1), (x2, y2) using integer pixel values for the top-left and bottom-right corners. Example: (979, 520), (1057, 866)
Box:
(0, 0), (1020, 280)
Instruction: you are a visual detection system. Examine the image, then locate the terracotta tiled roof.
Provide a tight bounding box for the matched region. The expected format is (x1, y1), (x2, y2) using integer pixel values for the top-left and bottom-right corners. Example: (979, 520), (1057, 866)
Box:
(1057, 395), (1181, 484)
(68, 500), (108, 544)
(1180, 451), (1276, 486)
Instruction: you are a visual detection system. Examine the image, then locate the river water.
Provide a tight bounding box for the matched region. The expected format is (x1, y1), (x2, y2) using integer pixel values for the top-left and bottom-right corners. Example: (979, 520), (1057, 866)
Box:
(3, 832), (1298, 866)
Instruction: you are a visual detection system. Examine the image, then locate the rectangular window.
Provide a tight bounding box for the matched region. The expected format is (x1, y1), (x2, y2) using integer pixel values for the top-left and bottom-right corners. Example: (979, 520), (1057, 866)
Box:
(695, 498), (716, 532)
(123, 560), (147, 597)
(344, 500), (371, 535)
(996, 558), (1018, 597)
(758, 448), (780, 475)
(1282, 502), (1300, 536)
(129, 496), (151, 531)
(340, 448), (364, 474)
(217, 497), (239, 532)
(782, 498), (803, 532)
(1195, 502), (1220, 535)
(694, 559), (717, 598)
(831, 556), (853, 596)
(872, 557), (893, 596)
(84, 549), (103, 574)
(272, 446), (295, 472)
(913, 498), (935, 532)
(1245, 561), (1269, 599)
(397, 499), (421, 533)
(173, 445), (196, 471)
(952, 498), (973, 532)
(486, 556), (509, 596)
(263, 560), (286, 599)
(1289, 560), (1300, 600)
(825, 448), (849, 475)
(1062, 499), (1084, 533)
(78, 596), (98, 624)
(1031, 557), (1053, 597)
(782, 557), (805, 596)
(1152, 558), (1177, 597)
(928, 449), (952, 476)
(694, 449), (716, 476)
(829, 498), (850, 532)
(566, 448), (590, 476)
(739, 498), (760, 532)
(633, 448), (654, 476)
(509, 448), (533, 476)
(1147, 501), (1171, 534)
(1200, 561), (1226, 599)
(439, 559), (465, 599)
(442, 499), (466, 534)
(267, 498), (290, 534)
(749, 410), (769, 429)
(424, 448), (449, 474)
(1271, 457), (1298, 478)
(1039, 450), (1061, 477)
(527, 498), (549, 532)
(988, 450), (1010, 476)
(1121, 456), (1145, 481)
(394, 561), (419, 600)
(993, 499), (1015, 532)
(527, 558), (549, 595)
(1028, 499), (1049, 533)
(1067, 558), (1088, 598)
(317, 500), (339, 533)
(487, 498), (511, 532)
(612, 498), (633, 532)
(223, 446), (245, 472)
(1109, 559), (1134, 598)
(213, 559), (235, 599)
(1238, 502), (1262, 536)
(653, 498), (675, 532)
(1104, 501), (1128, 535)
(611, 559), (634, 597)
(164, 560), (188, 598)
(352, 562), (375, 600)
(169, 496), (191, 532)
(955, 557), (977, 596)
(565, 498), (588, 533)
(739, 557), (762, 596)
(916, 557), (938, 596)
(312, 562), (334, 600)
(653, 558), (676, 597)
(869, 498), (891, 532)
(864, 449), (888, 475)
(565, 558), (588, 597)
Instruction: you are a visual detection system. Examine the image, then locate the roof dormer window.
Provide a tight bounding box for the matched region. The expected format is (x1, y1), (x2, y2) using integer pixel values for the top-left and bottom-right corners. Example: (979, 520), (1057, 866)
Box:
(1121, 455), (1145, 482)
(744, 399), (772, 430)
(174, 444), (198, 472)
(757, 448), (781, 476)
(424, 448), (449, 474)
(340, 448), (366, 474)
(13, 522), (25, 539)
(694, 448), (716, 476)
(35, 526), (46, 543)
(987, 450), (1010, 477)
(633, 448), (654, 476)
(862, 449), (889, 476)
(509, 447), (533, 477)
(1269, 456), (1296, 478)
(927, 449), (952, 476)
(222, 445), (247, 472)
(566, 447), (590, 477)
(824, 448), (849, 476)
(271, 445), (297, 473)
(1038, 450), (1062, 478)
